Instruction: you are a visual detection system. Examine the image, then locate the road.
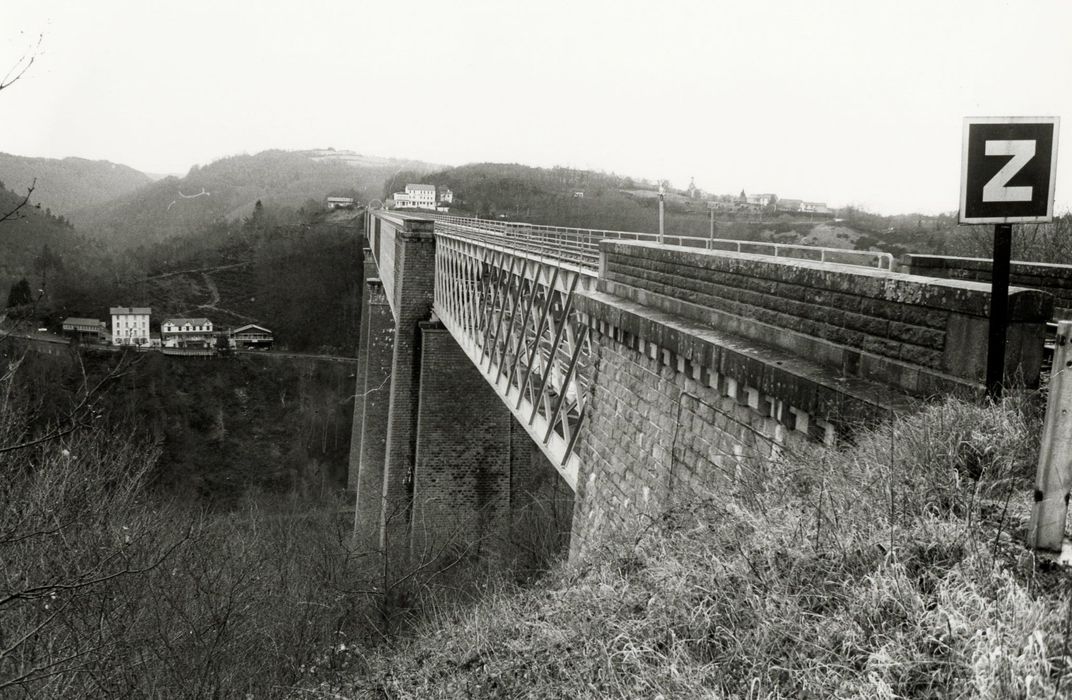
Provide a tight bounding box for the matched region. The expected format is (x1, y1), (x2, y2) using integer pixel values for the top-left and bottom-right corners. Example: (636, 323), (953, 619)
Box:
(235, 349), (358, 365)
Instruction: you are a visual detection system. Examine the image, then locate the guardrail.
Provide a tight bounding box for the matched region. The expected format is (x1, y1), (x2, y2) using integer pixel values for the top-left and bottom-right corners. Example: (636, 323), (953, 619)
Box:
(418, 213), (895, 271)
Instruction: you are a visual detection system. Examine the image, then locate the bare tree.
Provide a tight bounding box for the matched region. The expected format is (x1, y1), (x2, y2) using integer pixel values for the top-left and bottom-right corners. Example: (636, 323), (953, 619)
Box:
(0, 177), (35, 226)
(0, 34), (43, 226)
(0, 32), (41, 92)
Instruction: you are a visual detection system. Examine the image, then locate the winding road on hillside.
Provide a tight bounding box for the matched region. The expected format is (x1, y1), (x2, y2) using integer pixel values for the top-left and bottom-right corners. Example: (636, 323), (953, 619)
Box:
(196, 270), (261, 323)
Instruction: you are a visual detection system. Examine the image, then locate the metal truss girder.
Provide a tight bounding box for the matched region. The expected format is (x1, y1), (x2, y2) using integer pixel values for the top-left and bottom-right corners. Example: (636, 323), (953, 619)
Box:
(433, 234), (596, 491)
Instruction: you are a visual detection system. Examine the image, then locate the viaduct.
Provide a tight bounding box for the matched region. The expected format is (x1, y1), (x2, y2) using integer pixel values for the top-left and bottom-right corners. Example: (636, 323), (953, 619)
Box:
(347, 211), (1053, 562)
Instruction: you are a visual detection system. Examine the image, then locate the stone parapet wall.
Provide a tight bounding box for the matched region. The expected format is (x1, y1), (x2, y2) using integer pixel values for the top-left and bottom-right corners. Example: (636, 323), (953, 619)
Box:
(571, 318), (815, 556)
(599, 241), (1051, 394)
(899, 254), (1072, 319)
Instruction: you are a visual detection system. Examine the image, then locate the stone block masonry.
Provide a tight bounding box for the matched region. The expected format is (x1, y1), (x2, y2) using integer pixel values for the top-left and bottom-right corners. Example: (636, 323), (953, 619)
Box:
(346, 246), (377, 492)
(570, 318), (814, 556)
(380, 218), (436, 552)
(568, 241), (1053, 556)
(599, 241), (1051, 395)
(900, 254), (1072, 320)
(409, 321), (575, 564)
(353, 279), (394, 550)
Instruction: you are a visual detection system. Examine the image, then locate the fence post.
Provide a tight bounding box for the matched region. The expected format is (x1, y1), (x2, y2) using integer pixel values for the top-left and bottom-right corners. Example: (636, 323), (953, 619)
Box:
(1029, 319), (1072, 552)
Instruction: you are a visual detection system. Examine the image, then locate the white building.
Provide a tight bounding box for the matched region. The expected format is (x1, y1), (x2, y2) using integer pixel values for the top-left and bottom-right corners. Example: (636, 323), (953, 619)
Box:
(325, 196), (355, 209)
(438, 188), (454, 204)
(161, 317), (214, 348)
(746, 193), (776, 207)
(392, 184), (437, 210)
(110, 307), (151, 347)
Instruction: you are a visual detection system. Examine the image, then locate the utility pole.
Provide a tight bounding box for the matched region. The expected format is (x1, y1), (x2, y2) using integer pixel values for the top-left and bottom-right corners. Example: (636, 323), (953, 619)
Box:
(708, 206), (715, 250)
(658, 183), (665, 244)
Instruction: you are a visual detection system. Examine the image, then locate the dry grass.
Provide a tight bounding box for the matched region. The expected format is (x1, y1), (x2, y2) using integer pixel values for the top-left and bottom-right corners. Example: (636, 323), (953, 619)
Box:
(324, 395), (1072, 699)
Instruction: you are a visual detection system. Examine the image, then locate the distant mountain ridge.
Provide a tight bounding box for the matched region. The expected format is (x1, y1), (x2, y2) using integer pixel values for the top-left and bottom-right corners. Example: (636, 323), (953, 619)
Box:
(0, 152), (152, 219)
(75, 149), (440, 249)
(305, 148), (447, 172)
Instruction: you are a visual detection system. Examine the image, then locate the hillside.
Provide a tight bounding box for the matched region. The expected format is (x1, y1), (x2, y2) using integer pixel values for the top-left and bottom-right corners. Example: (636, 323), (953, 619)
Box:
(0, 152), (151, 217)
(0, 182), (104, 304)
(23, 204), (364, 354)
(75, 149), (435, 249)
(331, 396), (1071, 698)
(385, 162), (931, 253)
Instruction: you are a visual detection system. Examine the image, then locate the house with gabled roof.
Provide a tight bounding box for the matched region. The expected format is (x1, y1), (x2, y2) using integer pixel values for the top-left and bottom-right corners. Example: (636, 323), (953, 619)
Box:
(230, 323), (273, 350)
(161, 317), (214, 348)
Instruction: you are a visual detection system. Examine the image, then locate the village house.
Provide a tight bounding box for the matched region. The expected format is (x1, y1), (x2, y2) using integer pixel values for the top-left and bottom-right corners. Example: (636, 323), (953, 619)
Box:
(802, 201), (831, 214)
(325, 196), (355, 209)
(745, 193), (776, 207)
(161, 317), (215, 348)
(230, 323), (274, 350)
(110, 307), (151, 347)
(392, 184), (437, 210)
(438, 188), (454, 204)
(62, 317), (107, 343)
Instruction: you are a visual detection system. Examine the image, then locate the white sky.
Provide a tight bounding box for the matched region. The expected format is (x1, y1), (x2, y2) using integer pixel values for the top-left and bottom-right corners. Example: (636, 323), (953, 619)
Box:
(2, 0), (1070, 215)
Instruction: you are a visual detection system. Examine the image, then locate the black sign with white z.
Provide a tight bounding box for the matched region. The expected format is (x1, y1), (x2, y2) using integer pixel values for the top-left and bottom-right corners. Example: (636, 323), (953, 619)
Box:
(960, 117), (1059, 224)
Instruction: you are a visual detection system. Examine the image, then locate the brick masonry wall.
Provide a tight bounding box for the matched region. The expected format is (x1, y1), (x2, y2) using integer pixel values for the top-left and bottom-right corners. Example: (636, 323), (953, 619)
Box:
(900, 254), (1072, 319)
(381, 219), (437, 552)
(509, 414), (575, 565)
(411, 322), (512, 557)
(600, 241), (1051, 393)
(571, 324), (811, 556)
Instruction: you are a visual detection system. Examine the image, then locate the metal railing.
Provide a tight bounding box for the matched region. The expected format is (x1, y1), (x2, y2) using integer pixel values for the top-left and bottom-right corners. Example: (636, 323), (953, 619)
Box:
(420, 213), (896, 271)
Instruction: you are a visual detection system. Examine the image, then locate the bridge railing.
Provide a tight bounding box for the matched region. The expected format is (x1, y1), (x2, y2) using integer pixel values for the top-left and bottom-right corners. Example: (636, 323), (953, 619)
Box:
(433, 231), (596, 488)
(422, 213), (895, 271)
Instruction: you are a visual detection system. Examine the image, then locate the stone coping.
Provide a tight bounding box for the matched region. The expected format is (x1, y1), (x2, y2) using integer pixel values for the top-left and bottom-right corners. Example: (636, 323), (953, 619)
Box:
(574, 290), (941, 431)
(602, 241), (1052, 320)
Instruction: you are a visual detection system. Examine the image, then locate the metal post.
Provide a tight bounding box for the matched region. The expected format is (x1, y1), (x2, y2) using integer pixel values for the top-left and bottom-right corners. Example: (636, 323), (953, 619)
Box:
(708, 208), (714, 250)
(1029, 320), (1072, 551)
(658, 185), (665, 244)
(985, 223), (1013, 399)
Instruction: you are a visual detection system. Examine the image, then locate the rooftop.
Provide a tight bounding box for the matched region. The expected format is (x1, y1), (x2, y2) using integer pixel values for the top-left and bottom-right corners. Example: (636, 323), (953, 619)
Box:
(110, 307), (151, 315)
(231, 323), (272, 334)
(163, 317), (212, 327)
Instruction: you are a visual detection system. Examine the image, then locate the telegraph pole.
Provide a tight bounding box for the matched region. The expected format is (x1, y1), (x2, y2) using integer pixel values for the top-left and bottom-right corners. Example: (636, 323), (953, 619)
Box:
(708, 205), (715, 249)
(658, 183), (665, 243)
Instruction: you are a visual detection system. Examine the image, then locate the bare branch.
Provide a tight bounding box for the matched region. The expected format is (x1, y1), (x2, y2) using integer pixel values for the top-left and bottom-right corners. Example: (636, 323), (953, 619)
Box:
(0, 33), (41, 92)
(0, 353), (137, 455)
(0, 178), (36, 225)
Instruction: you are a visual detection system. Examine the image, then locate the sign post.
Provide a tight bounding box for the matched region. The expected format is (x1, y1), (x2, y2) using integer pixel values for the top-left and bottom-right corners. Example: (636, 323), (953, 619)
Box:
(959, 116), (1060, 399)
(1030, 321), (1072, 551)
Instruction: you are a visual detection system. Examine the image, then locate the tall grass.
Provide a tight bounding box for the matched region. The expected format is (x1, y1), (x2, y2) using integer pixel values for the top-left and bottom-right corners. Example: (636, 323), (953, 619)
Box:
(338, 395), (1071, 698)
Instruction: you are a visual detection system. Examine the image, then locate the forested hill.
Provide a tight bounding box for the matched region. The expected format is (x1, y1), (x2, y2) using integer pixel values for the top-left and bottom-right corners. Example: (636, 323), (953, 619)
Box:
(75, 149), (435, 249)
(0, 182), (96, 303)
(0, 152), (151, 218)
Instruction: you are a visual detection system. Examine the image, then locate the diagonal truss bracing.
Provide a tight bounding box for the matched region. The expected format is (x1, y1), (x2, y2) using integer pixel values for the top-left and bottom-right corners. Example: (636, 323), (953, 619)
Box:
(434, 231), (596, 490)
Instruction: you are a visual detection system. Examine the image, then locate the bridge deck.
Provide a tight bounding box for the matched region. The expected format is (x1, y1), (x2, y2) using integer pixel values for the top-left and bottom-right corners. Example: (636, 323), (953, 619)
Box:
(368, 210), (901, 491)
